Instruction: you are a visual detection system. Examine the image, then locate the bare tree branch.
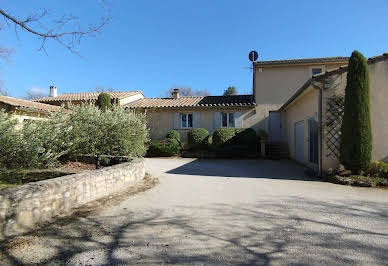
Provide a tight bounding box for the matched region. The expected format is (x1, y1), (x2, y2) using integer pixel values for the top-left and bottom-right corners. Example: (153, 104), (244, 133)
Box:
(0, 7), (110, 55)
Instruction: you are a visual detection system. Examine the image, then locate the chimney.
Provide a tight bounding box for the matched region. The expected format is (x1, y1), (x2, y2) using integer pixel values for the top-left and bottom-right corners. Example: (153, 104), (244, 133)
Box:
(172, 88), (180, 99)
(49, 86), (58, 97)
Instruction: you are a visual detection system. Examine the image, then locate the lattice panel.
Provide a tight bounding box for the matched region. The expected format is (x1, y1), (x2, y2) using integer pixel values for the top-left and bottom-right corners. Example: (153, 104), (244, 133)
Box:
(325, 95), (344, 158)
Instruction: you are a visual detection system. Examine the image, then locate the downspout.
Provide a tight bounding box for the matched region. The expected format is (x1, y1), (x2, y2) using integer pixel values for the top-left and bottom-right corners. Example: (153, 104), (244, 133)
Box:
(311, 79), (323, 177)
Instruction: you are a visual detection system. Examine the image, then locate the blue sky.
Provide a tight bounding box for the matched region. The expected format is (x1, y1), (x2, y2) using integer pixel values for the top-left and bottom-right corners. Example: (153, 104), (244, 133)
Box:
(1, 0), (387, 98)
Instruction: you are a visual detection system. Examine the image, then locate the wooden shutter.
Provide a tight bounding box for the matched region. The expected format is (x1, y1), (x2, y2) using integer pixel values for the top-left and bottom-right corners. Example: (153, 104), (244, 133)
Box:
(235, 111), (243, 128)
(213, 112), (221, 129)
(173, 113), (180, 129)
(193, 112), (200, 128)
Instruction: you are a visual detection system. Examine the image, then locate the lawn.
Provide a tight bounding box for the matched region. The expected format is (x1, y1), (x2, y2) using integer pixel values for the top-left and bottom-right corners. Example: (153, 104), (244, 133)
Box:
(0, 162), (95, 190)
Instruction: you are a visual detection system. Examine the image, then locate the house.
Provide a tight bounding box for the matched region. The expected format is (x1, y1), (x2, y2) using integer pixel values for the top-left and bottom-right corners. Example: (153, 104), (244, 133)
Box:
(125, 89), (255, 142)
(125, 56), (349, 142)
(0, 95), (62, 122)
(277, 52), (388, 174)
(35, 86), (144, 106)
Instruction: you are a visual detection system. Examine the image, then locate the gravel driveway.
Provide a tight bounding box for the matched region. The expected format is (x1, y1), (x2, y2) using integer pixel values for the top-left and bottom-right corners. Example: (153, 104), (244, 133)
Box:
(1, 158), (388, 265)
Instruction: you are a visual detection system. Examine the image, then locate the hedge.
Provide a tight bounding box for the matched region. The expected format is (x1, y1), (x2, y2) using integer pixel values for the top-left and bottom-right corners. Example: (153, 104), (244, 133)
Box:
(147, 138), (180, 157)
(187, 128), (209, 150)
(166, 130), (180, 142)
(212, 128), (257, 150)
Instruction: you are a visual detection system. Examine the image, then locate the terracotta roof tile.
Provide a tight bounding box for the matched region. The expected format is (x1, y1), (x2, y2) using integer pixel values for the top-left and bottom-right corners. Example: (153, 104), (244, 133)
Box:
(254, 56), (349, 67)
(125, 95), (255, 109)
(35, 91), (142, 103)
(0, 96), (62, 113)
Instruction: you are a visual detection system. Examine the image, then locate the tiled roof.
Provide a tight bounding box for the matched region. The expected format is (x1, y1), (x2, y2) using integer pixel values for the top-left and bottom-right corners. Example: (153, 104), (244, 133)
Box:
(254, 56), (349, 67)
(35, 91), (142, 103)
(0, 95), (62, 113)
(125, 95), (256, 109)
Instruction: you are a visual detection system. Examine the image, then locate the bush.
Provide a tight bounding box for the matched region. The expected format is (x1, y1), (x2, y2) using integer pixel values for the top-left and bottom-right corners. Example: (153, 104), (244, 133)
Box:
(69, 104), (148, 160)
(187, 128), (209, 150)
(147, 138), (180, 157)
(340, 50), (372, 173)
(234, 128), (257, 146)
(212, 128), (236, 146)
(0, 105), (149, 170)
(366, 161), (388, 179)
(212, 128), (256, 149)
(97, 93), (111, 111)
(166, 130), (180, 142)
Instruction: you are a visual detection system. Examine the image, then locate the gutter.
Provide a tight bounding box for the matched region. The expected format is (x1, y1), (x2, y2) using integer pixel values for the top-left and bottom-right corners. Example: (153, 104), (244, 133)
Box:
(311, 80), (323, 177)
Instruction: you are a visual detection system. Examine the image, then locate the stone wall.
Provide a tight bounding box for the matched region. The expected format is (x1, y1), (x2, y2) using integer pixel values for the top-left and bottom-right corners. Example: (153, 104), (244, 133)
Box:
(0, 158), (145, 240)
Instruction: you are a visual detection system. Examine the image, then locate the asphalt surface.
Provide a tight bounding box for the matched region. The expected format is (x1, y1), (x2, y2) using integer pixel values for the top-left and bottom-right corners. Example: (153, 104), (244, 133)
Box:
(1, 158), (388, 265)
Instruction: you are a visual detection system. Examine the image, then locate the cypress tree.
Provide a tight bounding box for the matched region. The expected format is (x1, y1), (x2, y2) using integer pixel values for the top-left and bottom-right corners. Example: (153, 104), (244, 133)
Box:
(97, 93), (111, 111)
(340, 50), (372, 173)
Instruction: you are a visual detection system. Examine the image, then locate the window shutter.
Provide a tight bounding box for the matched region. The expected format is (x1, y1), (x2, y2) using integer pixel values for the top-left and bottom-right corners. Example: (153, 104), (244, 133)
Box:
(213, 112), (221, 129)
(235, 111), (243, 128)
(173, 113), (180, 129)
(193, 112), (200, 128)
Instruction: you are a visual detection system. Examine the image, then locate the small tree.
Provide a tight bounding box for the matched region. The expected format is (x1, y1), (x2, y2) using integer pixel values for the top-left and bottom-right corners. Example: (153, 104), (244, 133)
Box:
(223, 86), (237, 96)
(97, 93), (111, 111)
(340, 50), (372, 173)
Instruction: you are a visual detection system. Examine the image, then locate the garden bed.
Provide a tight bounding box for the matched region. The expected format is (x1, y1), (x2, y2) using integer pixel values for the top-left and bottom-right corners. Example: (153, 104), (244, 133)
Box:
(0, 162), (95, 190)
(327, 175), (388, 188)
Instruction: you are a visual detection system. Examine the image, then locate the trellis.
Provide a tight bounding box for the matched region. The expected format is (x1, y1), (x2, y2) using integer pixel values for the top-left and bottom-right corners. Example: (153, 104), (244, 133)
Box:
(325, 95), (344, 158)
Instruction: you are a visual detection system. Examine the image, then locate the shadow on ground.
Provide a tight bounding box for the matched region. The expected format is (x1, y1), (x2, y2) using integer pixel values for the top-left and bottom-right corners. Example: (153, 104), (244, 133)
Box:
(1, 197), (387, 265)
(167, 159), (312, 181)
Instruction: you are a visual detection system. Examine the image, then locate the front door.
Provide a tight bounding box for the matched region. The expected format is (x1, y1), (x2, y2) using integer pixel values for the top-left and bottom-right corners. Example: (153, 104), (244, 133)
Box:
(308, 118), (319, 165)
(295, 121), (304, 163)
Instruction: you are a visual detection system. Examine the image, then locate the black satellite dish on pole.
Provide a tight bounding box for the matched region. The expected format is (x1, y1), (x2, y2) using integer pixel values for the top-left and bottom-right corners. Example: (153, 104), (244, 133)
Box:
(249, 50), (258, 62)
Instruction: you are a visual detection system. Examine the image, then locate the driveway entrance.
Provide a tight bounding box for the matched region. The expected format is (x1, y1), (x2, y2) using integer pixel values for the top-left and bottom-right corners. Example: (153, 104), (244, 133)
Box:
(1, 158), (387, 265)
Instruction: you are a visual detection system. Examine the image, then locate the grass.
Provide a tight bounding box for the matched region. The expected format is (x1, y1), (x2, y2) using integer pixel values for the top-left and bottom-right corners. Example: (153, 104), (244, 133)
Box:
(0, 169), (71, 190)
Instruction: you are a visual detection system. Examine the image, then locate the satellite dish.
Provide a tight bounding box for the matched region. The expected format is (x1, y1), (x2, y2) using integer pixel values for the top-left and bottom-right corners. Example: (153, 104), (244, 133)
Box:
(249, 51), (258, 62)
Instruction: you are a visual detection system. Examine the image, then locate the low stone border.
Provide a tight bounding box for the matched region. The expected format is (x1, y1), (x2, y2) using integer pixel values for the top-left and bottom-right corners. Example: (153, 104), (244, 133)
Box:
(0, 158), (145, 240)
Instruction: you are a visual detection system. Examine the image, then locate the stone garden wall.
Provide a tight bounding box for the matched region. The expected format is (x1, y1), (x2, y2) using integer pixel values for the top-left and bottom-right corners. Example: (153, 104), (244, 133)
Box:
(0, 158), (145, 240)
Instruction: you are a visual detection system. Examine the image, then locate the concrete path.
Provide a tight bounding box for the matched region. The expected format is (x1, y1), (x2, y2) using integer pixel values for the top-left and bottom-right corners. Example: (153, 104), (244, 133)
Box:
(1, 158), (388, 265)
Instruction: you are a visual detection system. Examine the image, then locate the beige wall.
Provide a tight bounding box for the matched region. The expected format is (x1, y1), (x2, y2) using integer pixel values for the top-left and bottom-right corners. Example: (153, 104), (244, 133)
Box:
(282, 87), (318, 167)
(253, 62), (347, 132)
(144, 107), (256, 142)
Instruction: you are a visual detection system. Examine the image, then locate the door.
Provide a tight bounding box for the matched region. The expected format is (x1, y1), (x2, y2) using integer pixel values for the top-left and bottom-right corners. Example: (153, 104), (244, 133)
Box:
(295, 121), (305, 163)
(269, 111), (282, 142)
(308, 118), (319, 164)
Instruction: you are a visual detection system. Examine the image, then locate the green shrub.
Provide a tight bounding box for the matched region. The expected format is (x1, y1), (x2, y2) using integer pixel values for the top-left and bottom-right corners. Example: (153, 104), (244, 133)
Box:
(187, 128), (209, 150)
(0, 105), (149, 170)
(366, 161), (388, 179)
(97, 93), (111, 111)
(233, 128), (257, 146)
(212, 128), (236, 146)
(212, 128), (256, 149)
(166, 130), (180, 142)
(340, 50), (372, 173)
(147, 138), (180, 157)
(69, 105), (148, 159)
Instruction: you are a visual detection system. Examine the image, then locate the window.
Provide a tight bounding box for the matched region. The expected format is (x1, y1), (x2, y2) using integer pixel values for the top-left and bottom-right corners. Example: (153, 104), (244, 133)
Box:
(181, 113), (193, 128)
(312, 68), (322, 76)
(221, 112), (235, 128)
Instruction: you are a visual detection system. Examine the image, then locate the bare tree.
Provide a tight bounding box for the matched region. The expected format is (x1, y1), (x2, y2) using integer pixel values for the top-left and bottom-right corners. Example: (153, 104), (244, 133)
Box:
(0, 87), (7, 96)
(94, 86), (115, 93)
(0, 5), (110, 57)
(25, 87), (48, 100)
(164, 87), (211, 97)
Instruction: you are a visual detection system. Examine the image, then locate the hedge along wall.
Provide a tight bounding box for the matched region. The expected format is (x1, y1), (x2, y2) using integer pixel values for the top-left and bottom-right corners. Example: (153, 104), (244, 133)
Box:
(0, 159), (145, 240)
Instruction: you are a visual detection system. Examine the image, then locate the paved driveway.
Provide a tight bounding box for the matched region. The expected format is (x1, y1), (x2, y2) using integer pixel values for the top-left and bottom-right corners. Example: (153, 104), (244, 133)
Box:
(1, 158), (388, 265)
